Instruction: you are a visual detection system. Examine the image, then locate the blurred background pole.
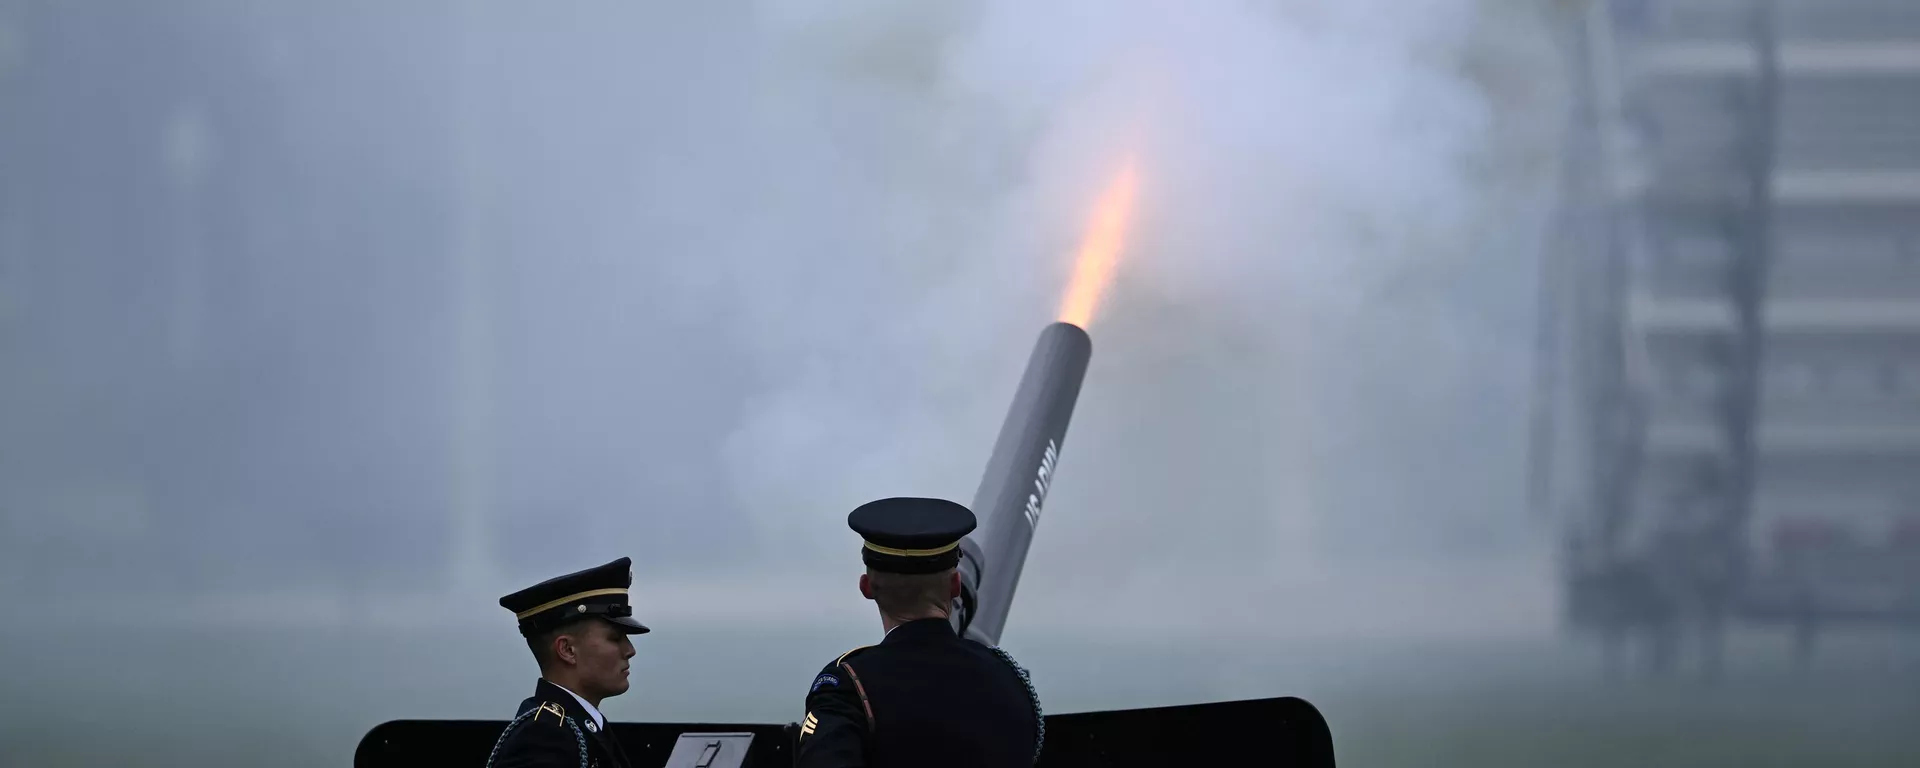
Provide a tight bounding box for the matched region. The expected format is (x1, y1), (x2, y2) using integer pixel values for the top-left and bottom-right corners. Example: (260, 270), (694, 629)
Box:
(0, 2), (22, 597)
(447, 5), (498, 593)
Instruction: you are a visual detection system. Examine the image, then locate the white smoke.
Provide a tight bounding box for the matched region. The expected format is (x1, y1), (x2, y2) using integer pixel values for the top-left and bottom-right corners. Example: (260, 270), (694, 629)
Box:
(715, 0), (1570, 634)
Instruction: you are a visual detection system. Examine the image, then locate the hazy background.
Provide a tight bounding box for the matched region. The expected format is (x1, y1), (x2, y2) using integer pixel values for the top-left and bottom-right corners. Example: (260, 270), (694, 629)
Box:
(1, 1), (1915, 766)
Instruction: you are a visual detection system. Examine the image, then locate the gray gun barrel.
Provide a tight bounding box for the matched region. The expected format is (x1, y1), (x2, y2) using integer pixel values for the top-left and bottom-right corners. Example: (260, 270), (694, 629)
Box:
(953, 322), (1092, 646)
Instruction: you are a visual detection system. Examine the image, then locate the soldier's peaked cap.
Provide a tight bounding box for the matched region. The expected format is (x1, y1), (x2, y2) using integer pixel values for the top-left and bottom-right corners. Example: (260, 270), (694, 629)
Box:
(849, 497), (977, 574)
(499, 557), (649, 637)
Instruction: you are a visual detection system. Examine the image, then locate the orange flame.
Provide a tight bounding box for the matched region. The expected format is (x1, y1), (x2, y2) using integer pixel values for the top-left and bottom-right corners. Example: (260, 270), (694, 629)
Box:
(1056, 156), (1140, 329)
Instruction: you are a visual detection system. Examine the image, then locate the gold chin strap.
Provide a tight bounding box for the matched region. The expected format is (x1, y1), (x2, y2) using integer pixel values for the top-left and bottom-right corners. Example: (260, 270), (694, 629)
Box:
(862, 540), (959, 558)
(514, 588), (628, 620)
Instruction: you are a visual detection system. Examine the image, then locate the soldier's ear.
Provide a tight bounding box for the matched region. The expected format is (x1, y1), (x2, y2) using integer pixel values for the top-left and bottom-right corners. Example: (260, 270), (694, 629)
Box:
(948, 570), (961, 598)
(859, 573), (874, 601)
(553, 634), (577, 666)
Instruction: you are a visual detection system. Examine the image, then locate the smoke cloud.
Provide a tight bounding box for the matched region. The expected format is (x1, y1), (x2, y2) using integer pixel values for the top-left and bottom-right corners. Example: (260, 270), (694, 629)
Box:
(713, 0), (1570, 638)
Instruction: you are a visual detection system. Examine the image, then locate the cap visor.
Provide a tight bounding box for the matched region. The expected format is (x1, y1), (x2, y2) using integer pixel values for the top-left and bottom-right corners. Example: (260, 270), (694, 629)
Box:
(607, 615), (650, 634)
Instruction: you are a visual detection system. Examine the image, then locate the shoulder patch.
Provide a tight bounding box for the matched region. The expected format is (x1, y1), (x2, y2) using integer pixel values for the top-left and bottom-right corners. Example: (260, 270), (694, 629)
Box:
(811, 672), (840, 692)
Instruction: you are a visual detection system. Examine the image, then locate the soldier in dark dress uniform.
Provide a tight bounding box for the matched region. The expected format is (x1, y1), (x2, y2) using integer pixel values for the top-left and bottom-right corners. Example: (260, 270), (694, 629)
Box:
(489, 557), (649, 768)
(796, 498), (1044, 768)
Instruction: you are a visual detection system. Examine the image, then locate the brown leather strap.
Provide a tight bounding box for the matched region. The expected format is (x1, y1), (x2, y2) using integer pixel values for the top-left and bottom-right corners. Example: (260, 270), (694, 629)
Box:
(839, 661), (876, 731)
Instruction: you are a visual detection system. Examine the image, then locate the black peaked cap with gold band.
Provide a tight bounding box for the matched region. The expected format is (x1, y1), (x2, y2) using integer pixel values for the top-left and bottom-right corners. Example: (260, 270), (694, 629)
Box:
(850, 497), (977, 574)
(499, 557), (650, 637)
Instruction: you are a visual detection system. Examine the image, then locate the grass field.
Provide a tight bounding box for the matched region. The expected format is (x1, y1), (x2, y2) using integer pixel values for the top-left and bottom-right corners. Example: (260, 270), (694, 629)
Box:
(3, 623), (1915, 766)
(1323, 675), (1920, 767)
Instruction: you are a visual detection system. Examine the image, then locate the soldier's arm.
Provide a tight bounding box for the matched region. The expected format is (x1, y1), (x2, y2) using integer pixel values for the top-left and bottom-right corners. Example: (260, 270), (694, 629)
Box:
(794, 662), (870, 768)
(489, 710), (585, 768)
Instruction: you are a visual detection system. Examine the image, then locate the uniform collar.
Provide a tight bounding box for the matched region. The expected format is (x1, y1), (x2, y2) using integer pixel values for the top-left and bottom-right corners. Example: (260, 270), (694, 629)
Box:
(536, 678), (606, 731)
(881, 617), (955, 645)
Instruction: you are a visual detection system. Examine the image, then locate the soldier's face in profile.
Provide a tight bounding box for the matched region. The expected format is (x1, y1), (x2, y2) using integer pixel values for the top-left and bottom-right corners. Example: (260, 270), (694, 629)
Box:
(568, 619), (636, 698)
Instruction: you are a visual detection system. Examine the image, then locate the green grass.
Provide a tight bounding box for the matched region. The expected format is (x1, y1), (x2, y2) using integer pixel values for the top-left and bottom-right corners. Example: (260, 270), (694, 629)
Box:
(1327, 681), (1920, 767)
(3, 626), (1916, 767)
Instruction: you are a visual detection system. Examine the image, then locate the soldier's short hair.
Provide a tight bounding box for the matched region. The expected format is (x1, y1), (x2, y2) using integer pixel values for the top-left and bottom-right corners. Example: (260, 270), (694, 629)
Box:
(867, 567), (954, 618)
(524, 623), (563, 669)
(524, 616), (605, 671)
